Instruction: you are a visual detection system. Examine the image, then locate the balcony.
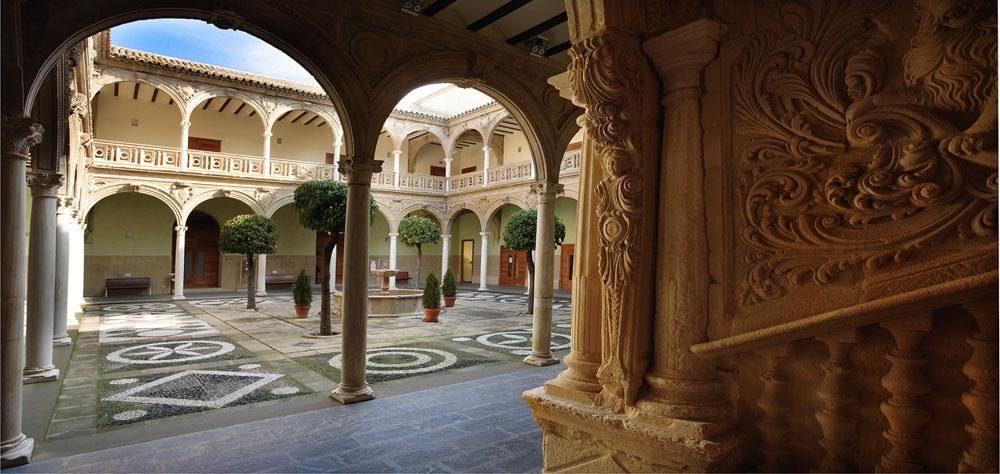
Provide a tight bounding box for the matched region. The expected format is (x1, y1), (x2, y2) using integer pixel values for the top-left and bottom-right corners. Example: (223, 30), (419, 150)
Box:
(90, 139), (582, 194)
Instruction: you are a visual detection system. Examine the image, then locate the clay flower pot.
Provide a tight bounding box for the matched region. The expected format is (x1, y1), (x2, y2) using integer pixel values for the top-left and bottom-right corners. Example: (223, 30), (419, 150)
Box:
(423, 307), (440, 322)
(294, 304), (311, 318)
(443, 296), (456, 307)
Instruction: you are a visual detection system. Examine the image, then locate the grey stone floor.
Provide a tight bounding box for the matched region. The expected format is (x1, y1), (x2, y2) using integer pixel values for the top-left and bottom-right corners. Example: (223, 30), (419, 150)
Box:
(13, 364), (560, 473)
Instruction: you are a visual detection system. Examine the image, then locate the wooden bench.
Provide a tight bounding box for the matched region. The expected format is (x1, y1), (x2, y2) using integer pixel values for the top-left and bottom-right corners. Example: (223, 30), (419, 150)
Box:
(265, 274), (296, 288)
(105, 277), (151, 297)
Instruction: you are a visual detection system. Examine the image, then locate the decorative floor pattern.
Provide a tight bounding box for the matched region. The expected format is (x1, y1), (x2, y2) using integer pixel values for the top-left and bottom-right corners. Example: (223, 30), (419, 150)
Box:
(97, 362), (309, 427)
(189, 296), (293, 307)
(99, 312), (219, 344)
(298, 342), (499, 384)
(454, 292), (572, 310)
(451, 327), (572, 357)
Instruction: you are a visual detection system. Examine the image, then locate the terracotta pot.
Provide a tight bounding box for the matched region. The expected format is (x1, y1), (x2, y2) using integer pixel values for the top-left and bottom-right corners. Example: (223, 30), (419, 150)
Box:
(294, 304), (311, 318)
(423, 307), (440, 322)
(443, 296), (456, 307)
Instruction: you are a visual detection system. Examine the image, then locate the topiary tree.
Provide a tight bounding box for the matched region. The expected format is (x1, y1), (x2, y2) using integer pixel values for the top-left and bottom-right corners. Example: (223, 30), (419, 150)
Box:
(441, 268), (457, 297)
(501, 209), (566, 314)
(293, 270), (312, 307)
(397, 215), (441, 287)
(294, 180), (378, 336)
(422, 272), (440, 309)
(219, 214), (278, 310)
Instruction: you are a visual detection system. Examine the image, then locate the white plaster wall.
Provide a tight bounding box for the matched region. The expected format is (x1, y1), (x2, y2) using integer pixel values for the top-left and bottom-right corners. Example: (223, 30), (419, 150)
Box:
(502, 130), (533, 164)
(271, 115), (335, 163)
(412, 142), (446, 174)
(92, 82), (183, 147)
(189, 99), (266, 156)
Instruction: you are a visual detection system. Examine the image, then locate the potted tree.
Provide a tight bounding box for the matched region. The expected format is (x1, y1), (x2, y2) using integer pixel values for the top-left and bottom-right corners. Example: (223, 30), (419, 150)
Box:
(422, 272), (441, 322)
(294, 180), (378, 335)
(397, 215), (441, 286)
(293, 269), (312, 318)
(218, 214), (278, 310)
(501, 209), (566, 314)
(441, 268), (457, 307)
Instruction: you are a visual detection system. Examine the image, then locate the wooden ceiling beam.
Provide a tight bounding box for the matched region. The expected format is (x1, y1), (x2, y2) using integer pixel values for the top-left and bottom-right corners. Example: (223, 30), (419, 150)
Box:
(249, 110), (256, 117)
(316, 121), (325, 128)
(113, 83), (119, 97)
(218, 97), (232, 112)
(233, 103), (246, 115)
(303, 115), (319, 125)
(150, 88), (158, 103)
(132, 83), (140, 100)
(277, 111), (291, 121)
(545, 41), (571, 57)
(201, 98), (213, 110)
(467, 0), (532, 32)
(423, 0), (456, 16)
(506, 12), (567, 45)
(290, 111), (309, 123)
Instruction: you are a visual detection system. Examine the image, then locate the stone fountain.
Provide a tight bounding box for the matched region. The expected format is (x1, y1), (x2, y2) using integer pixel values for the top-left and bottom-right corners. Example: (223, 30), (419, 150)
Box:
(333, 268), (423, 318)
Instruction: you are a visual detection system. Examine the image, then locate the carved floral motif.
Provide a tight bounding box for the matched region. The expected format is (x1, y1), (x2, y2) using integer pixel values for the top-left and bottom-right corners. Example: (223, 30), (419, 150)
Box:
(733, 0), (998, 305)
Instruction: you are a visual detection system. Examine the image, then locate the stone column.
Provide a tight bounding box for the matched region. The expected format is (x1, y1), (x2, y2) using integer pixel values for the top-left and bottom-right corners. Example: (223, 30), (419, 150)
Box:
(388, 232), (398, 290)
(392, 148), (401, 189)
(332, 140), (342, 181)
(482, 146), (491, 187)
(331, 156), (382, 405)
(24, 171), (64, 383)
(179, 119), (191, 169)
(262, 130), (272, 176)
(530, 160), (536, 179)
(69, 218), (86, 315)
(53, 201), (75, 346)
(524, 270), (531, 296)
(546, 126), (603, 401)
(255, 254), (267, 295)
(329, 240), (338, 291)
(173, 225), (187, 299)
(524, 182), (562, 367)
(636, 18), (732, 427)
(2, 117), (43, 467)
(443, 155), (453, 191)
(440, 233), (451, 282)
(478, 231), (489, 291)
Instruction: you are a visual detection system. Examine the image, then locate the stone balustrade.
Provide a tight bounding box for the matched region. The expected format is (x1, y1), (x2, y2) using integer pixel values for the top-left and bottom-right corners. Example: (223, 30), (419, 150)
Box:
(91, 138), (581, 194)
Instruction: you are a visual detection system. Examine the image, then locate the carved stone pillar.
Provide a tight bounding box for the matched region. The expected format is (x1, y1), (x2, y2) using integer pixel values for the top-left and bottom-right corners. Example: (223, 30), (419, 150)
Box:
(1, 117), (43, 467)
(636, 18), (732, 428)
(392, 148), (401, 189)
(262, 130), (272, 176)
(53, 200), (75, 346)
(388, 232), (398, 290)
(478, 231), (489, 291)
(179, 119), (191, 169)
(443, 156), (453, 191)
(547, 126), (602, 401)
(331, 156), (382, 405)
(24, 171), (64, 383)
(482, 146), (491, 187)
(524, 181), (562, 367)
(255, 254), (267, 296)
(173, 225), (187, 300)
(440, 233), (451, 282)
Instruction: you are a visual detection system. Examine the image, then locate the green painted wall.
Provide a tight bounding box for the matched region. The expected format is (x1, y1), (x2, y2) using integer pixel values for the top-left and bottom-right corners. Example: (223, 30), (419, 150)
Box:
(271, 205), (315, 256)
(85, 193), (173, 256)
(555, 197), (578, 244)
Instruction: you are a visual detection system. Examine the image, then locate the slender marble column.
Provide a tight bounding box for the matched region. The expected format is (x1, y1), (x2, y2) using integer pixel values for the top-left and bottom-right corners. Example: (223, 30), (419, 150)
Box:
(524, 182), (562, 367)
(1, 117), (43, 467)
(482, 146), (491, 187)
(392, 149), (401, 189)
(637, 18), (731, 425)
(262, 130), (272, 176)
(478, 231), (490, 291)
(388, 232), (398, 289)
(546, 127), (603, 401)
(329, 240), (338, 291)
(173, 225), (187, 299)
(332, 141), (342, 181)
(68, 219), (85, 315)
(24, 172), (64, 383)
(331, 156), (382, 405)
(443, 156), (453, 191)
(440, 233), (451, 283)
(256, 254), (267, 295)
(53, 202), (75, 346)
(179, 119), (191, 169)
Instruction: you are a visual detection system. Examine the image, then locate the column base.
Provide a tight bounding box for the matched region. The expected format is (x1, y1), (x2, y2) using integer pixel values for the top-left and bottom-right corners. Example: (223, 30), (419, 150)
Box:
(523, 387), (741, 472)
(53, 336), (73, 347)
(478, 286), (489, 291)
(0, 434), (34, 468)
(523, 353), (560, 367)
(23, 367), (59, 384)
(172, 294), (186, 300)
(256, 292), (267, 296)
(330, 384), (376, 404)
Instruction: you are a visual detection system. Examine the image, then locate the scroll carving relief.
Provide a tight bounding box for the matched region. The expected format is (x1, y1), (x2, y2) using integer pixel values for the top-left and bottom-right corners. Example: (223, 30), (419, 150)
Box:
(732, 0), (997, 306)
(569, 30), (651, 410)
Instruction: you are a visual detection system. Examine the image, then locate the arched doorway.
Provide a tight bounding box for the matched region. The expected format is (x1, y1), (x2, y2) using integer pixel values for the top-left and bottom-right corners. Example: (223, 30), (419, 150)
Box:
(173, 211), (220, 288)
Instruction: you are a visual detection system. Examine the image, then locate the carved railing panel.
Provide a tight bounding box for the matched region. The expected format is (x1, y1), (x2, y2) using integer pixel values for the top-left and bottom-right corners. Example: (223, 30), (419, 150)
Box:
(487, 161), (533, 186)
(398, 173), (445, 194)
(92, 139), (181, 169)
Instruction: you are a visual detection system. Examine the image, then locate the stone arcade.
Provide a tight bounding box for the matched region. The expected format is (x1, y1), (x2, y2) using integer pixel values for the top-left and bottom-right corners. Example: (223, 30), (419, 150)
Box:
(2, 0), (997, 472)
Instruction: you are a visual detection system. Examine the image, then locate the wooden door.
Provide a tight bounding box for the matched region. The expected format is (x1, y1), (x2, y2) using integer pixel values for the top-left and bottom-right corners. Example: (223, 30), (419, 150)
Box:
(188, 137), (221, 152)
(430, 165), (446, 177)
(182, 212), (220, 288)
(315, 232), (344, 284)
(498, 246), (526, 287)
(460, 239), (475, 283)
(461, 166), (477, 174)
(559, 244), (575, 290)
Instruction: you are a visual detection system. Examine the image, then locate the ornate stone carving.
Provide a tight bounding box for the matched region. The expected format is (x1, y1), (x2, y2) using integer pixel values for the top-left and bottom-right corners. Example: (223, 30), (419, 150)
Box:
(27, 172), (65, 195)
(121, 184), (140, 193)
(69, 93), (89, 117)
(815, 330), (860, 472)
(878, 313), (933, 473)
(958, 299), (998, 473)
(2, 116), (45, 159)
(733, 0), (998, 306)
(169, 182), (193, 205)
(754, 345), (791, 472)
(339, 158), (383, 185)
(569, 30), (650, 410)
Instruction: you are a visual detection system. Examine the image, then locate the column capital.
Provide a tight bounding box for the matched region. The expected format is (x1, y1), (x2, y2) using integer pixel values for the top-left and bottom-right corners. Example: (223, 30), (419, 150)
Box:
(443, 157), (453, 163)
(263, 131), (273, 139)
(643, 18), (726, 94)
(180, 120), (191, 128)
(530, 181), (564, 199)
(57, 197), (76, 214)
(338, 157), (383, 185)
(479, 231), (490, 238)
(175, 225), (188, 233)
(2, 116), (44, 159)
(27, 172), (64, 197)
(388, 232), (398, 238)
(442, 233), (451, 239)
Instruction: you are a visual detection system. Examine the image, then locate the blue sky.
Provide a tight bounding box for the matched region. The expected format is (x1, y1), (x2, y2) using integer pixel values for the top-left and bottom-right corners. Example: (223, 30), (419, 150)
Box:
(110, 19), (320, 86)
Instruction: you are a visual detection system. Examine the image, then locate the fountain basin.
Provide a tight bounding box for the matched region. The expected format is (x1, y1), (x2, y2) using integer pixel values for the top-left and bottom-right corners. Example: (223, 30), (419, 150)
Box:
(334, 289), (423, 318)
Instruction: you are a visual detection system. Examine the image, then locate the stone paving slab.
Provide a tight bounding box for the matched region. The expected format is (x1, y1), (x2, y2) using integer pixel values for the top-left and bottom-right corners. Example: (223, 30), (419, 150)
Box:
(14, 364), (561, 473)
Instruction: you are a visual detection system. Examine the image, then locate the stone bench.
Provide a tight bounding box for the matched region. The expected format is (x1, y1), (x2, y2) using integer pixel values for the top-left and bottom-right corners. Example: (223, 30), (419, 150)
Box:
(265, 274), (296, 288)
(105, 277), (152, 297)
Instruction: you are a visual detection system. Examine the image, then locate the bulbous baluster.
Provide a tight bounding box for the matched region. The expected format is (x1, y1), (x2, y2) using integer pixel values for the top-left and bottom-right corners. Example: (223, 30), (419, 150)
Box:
(813, 329), (859, 472)
(755, 344), (791, 472)
(877, 313), (933, 473)
(958, 299), (998, 473)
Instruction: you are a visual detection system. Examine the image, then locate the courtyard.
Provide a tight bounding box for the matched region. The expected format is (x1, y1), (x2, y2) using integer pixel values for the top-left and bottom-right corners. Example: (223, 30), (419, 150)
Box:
(18, 288), (571, 471)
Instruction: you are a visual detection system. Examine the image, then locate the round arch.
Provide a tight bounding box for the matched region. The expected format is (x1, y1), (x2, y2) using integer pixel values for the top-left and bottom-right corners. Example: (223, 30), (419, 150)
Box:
(483, 200), (526, 226)
(393, 203), (445, 231)
(182, 189), (263, 221)
(446, 127), (486, 160)
(444, 206), (484, 235)
(188, 91), (269, 129)
(270, 103), (341, 139)
(20, 4), (365, 156)
(89, 77), (185, 114)
(83, 184), (183, 223)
